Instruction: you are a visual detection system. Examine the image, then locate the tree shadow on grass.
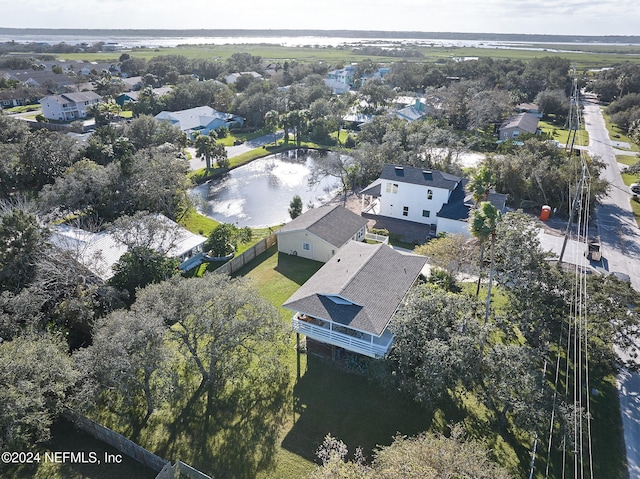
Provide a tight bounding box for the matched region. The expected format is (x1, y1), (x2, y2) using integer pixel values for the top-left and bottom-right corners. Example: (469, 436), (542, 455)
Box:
(281, 353), (434, 463)
(156, 374), (290, 479)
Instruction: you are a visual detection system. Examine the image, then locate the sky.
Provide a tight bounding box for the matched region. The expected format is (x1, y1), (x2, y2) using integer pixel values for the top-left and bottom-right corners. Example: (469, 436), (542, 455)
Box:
(0, 0), (638, 37)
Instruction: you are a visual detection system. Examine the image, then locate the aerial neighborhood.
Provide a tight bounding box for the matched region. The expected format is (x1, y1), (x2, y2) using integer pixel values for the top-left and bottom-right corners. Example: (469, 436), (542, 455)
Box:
(2, 30), (640, 479)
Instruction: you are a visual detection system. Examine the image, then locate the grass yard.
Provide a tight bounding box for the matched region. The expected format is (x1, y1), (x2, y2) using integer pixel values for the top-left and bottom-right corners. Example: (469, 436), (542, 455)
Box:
(235, 247), (438, 478)
(602, 110), (640, 153)
(538, 118), (589, 147)
(4, 104), (41, 113)
(178, 207), (219, 236)
(616, 154), (639, 167)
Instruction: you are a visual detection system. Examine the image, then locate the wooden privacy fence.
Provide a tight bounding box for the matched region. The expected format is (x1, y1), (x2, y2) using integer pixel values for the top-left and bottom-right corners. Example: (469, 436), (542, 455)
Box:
(213, 234), (277, 275)
(62, 408), (213, 479)
(62, 408), (168, 472)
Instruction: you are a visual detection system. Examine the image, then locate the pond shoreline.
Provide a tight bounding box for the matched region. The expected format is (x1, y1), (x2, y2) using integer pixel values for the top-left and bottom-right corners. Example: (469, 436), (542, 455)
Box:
(190, 145), (332, 185)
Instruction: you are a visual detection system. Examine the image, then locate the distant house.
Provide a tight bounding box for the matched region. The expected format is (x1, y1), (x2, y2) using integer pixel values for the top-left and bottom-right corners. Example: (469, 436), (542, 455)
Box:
(224, 71), (263, 84)
(498, 112), (540, 140)
(155, 106), (244, 139)
(50, 215), (207, 281)
(121, 76), (144, 92)
(276, 205), (368, 263)
(0, 87), (47, 108)
(324, 78), (351, 94)
(40, 91), (102, 121)
(326, 65), (355, 86)
(116, 86), (172, 107)
(360, 164), (507, 237)
(360, 66), (391, 85)
(4, 70), (76, 91)
(516, 102), (543, 118)
(393, 105), (426, 122)
(283, 240), (427, 358)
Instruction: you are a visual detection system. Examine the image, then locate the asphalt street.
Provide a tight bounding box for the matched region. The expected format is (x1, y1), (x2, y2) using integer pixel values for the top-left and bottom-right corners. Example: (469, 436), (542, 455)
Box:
(582, 95), (640, 477)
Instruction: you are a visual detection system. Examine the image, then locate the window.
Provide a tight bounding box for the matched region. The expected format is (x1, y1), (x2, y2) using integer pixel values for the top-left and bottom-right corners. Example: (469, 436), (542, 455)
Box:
(427, 189), (433, 200)
(422, 210), (430, 218)
(302, 242), (311, 251)
(386, 182), (398, 194)
(403, 206), (409, 217)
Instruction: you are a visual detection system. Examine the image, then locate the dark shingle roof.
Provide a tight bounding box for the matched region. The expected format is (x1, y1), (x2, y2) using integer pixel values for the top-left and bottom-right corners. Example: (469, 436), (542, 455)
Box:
(438, 180), (508, 221)
(277, 205), (368, 248)
(499, 112), (539, 134)
(436, 179), (470, 220)
(282, 241), (427, 336)
(379, 164), (461, 191)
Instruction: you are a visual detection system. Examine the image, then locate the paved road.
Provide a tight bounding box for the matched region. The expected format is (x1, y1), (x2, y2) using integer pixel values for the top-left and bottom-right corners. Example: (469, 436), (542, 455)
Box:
(584, 98), (640, 288)
(583, 96), (640, 477)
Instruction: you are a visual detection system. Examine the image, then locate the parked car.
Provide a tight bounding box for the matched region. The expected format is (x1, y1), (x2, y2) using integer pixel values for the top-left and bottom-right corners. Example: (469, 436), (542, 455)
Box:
(630, 183), (640, 194)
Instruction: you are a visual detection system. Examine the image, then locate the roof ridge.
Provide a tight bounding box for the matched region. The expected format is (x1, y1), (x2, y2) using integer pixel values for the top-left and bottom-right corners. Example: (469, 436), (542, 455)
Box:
(335, 242), (383, 296)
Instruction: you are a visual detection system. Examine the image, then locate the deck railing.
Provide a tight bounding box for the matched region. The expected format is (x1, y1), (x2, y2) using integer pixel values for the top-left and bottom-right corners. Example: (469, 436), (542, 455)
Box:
(292, 315), (393, 358)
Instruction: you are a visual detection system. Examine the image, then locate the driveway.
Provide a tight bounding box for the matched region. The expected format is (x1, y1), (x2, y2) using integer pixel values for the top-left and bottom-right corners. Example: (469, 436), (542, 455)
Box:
(583, 96), (640, 477)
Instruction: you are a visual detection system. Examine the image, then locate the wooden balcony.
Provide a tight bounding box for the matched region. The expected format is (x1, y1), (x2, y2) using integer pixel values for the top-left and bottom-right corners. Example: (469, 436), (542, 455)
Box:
(292, 313), (393, 359)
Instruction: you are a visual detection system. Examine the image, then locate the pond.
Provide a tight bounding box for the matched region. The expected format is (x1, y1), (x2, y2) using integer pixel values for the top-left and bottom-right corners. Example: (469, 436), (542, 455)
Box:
(190, 150), (343, 227)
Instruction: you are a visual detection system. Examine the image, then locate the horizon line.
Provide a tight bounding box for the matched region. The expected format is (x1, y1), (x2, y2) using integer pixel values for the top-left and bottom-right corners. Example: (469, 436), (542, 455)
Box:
(0, 27), (637, 40)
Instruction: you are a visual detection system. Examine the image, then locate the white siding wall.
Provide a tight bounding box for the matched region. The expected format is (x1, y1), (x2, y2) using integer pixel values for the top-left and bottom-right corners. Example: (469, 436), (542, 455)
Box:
(377, 181), (452, 225)
(277, 231), (336, 263)
(41, 99), (65, 120)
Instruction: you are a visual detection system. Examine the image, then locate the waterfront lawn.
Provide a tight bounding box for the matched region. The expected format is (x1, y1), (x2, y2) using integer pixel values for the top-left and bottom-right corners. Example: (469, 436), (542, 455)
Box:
(178, 207), (219, 237)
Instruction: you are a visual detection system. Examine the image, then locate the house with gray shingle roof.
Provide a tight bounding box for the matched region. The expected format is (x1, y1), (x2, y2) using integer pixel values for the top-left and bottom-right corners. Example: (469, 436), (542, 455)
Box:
(283, 240), (427, 358)
(276, 205), (368, 262)
(498, 112), (540, 140)
(40, 91), (102, 121)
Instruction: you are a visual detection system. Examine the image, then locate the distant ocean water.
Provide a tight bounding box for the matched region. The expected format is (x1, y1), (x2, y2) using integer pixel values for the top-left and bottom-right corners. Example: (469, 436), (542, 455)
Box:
(1, 32), (636, 51)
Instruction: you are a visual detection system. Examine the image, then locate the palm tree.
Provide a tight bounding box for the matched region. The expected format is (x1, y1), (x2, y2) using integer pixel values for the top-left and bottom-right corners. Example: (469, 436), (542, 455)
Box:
(264, 110), (279, 146)
(470, 201), (501, 324)
(467, 165), (496, 298)
(279, 112), (290, 146)
(467, 165), (495, 204)
(194, 131), (225, 174)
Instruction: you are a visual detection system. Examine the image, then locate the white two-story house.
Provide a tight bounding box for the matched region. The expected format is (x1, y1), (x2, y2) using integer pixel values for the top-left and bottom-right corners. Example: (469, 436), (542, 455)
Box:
(361, 164), (462, 227)
(360, 164), (507, 237)
(40, 91), (102, 121)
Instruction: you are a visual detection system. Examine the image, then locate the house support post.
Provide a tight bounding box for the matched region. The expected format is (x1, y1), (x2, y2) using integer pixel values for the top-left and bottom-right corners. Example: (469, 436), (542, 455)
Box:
(296, 333), (301, 379)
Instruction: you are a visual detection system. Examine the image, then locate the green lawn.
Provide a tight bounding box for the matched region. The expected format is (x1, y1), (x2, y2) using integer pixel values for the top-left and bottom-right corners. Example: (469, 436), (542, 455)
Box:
(616, 154), (639, 167)
(235, 247), (439, 478)
(4, 104), (40, 113)
(538, 118), (589, 146)
(602, 109), (640, 153)
(178, 208), (219, 237)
